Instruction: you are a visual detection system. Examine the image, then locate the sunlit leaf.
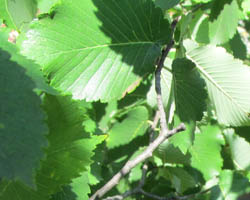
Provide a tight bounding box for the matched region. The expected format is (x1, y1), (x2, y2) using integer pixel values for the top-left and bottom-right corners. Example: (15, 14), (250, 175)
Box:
(184, 40), (250, 126)
(190, 125), (225, 181)
(22, 0), (171, 102)
(106, 106), (149, 149)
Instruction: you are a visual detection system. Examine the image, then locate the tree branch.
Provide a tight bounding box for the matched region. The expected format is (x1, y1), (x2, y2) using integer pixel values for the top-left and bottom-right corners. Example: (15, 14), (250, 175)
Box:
(89, 123), (185, 200)
(89, 18), (182, 200)
(155, 18), (178, 135)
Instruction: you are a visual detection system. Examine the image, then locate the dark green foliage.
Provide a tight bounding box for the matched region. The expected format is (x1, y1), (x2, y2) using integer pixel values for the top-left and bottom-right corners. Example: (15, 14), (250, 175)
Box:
(0, 0), (250, 199)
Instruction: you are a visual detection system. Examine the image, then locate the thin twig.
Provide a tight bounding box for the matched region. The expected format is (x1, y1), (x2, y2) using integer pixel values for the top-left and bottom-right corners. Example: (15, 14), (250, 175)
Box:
(175, 188), (211, 200)
(90, 124), (185, 200)
(90, 18), (183, 200)
(103, 111), (160, 200)
(155, 18), (178, 135)
(139, 189), (171, 200)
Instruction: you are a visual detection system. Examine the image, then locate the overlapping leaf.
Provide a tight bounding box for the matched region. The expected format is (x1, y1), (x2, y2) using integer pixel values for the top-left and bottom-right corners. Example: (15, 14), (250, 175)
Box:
(0, 32), (48, 187)
(156, 140), (191, 165)
(190, 125), (225, 181)
(210, 170), (250, 200)
(37, 0), (60, 14)
(189, 0), (239, 45)
(224, 130), (250, 171)
(170, 58), (207, 153)
(153, 0), (180, 10)
(51, 172), (90, 200)
(106, 106), (149, 149)
(0, 95), (104, 200)
(209, 0), (239, 45)
(22, 0), (171, 102)
(184, 40), (250, 126)
(147, 58), (173, 108)
(159, 167), (197, 194)
(0, 0), (37, 30)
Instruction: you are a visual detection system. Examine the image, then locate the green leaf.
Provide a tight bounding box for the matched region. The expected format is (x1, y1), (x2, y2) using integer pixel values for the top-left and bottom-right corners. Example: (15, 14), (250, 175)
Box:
(147, 58), (173, 108)
(192, 0), (212, 2)
(189, 11), (209, 44)
(242, 0), (250, 15)
(184, 40), (250, 126)
(106, 106), (149, 149)
(0, 31), (57, 94)
(128, 147), (145, 182)
(88, 143), (105, 185)
(170, 115), (195, 154)
(170, 58), (207, 153)
(211, 170), (250, 200)
(154, 0), (180, 10)
(159, 166), (197, 194)
(224, 129), (250, 171)
(228, 31), (247, 60)
(0, 0), (37, 30)
(156, 140), (191, 165)
(190, 0), (240, 45)
(0, 95), (105, 200)
(190, 125), (225, 181)
(37, 0), (60, 14)
(0, 33), (48, 187)
(51, 172), (90, 200)
(22, 0), (171, 102)
(209, 0), (239, 45)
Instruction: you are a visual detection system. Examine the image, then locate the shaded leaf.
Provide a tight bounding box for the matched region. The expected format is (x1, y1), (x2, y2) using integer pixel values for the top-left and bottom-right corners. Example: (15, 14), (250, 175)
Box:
(0, 95), (104, 199)
(154, 0), (180, 10)
(0, 34), (48, 187)
(228, 31), (247, 60)
(0, 31), (57, 94)
(170, 58), (207, 153)
(210, 170), (250, 200)
(156, 140), (191, 165)
(184, 40), (250, 126)
(22, 0), (171, 102)
(51, 172), (90, 200)
(159, 166), (197, 194)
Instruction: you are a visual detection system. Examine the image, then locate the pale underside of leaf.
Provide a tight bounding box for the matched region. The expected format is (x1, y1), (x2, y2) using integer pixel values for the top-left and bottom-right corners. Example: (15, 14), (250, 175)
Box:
(184, 40), (250, 126)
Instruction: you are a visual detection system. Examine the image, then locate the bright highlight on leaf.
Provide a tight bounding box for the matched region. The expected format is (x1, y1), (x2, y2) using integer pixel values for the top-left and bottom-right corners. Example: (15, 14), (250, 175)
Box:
(184, 40), (250, 126)
(224, 130), (250, 171)
(22, 0), (171, 102)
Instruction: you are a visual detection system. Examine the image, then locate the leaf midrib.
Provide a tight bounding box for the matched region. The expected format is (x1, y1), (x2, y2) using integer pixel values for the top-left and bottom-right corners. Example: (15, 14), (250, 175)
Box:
(45, 41), (157, 56)
(185, 53), (247, 116)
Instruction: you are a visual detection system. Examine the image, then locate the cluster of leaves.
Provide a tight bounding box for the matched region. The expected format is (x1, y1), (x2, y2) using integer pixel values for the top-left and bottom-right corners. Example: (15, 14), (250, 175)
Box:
(0, 0), (250, 199)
